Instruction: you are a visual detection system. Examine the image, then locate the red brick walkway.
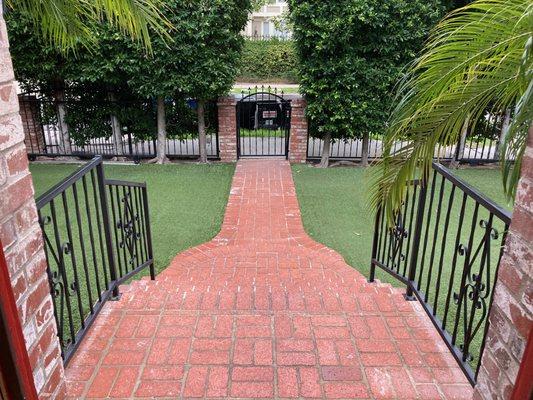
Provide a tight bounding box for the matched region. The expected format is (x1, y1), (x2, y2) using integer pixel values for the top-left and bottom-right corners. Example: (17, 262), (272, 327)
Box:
(65, 159), (472, 399)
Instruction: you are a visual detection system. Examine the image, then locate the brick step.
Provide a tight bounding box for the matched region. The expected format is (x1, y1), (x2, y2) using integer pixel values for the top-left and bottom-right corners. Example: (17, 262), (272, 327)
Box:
(116, 278), (413, 314)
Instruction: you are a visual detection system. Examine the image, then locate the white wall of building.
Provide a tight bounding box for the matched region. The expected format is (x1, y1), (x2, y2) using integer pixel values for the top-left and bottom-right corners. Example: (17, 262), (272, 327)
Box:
(243, 0), (290, 38)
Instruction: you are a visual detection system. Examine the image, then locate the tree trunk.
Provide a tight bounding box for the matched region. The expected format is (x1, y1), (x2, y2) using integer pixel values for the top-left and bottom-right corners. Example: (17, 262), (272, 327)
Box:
(496, 109), (511, 160)
(197, 99), (208, 163)
(155, 96), (169, 164)
(108, 92), (124, 157)
(318, 132), (331, 168)
(53, 88), (71, 155)
(361, 132), (370, 167)
(451, 116), (469, 168)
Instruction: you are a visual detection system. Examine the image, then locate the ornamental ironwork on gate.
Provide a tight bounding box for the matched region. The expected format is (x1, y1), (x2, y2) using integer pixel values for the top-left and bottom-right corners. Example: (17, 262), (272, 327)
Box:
(36, 156), (154, 364)
(369, 162), (511, 385)
(236, 87), (291, 158)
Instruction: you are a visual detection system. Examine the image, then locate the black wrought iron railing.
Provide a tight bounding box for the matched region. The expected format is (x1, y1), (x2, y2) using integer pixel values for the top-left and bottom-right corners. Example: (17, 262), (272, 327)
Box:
(105, 179), (154, 283)
(19, 94), (220, 161)
(36, 156), (154, 363)
(307, 112), (507, 165)
(370, 162), (511, 385)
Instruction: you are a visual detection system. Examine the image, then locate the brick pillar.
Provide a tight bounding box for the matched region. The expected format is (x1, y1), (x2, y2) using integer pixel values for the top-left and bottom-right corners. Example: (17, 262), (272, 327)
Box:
(217, 96), (237, 162)
(18, 94), (45, 154)
(0, 10), (66, 400)
(474, 126), (533, 400)
(288, 96), (308, 164)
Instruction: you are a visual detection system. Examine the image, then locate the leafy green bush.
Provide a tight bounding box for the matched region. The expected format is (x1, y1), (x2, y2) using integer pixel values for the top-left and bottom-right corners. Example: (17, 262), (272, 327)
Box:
(237, 39), (298, 83)
(289, 0), (446, 165)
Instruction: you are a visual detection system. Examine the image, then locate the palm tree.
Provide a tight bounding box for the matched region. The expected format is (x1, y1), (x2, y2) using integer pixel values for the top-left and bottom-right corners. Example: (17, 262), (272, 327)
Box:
(369, 0), (532, 222)
(5, 0), (171, 52)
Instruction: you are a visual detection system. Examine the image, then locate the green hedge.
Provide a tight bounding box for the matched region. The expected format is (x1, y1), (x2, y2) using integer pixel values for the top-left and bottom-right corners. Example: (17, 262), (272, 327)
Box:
(237, 39), (298, 83)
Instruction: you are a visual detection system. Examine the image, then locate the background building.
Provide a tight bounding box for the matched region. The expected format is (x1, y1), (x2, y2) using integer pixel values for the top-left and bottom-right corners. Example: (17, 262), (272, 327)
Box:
(243, 0), (290, 38)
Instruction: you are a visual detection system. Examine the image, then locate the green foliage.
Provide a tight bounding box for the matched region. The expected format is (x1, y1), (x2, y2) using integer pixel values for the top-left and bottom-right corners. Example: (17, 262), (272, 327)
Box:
(51, 92), (218, 144)
(7, 0), (250, 147)
(237, 39), (298, 83)
(8, 0), (251, 100)
(6, 0), (172, 52)
(368, 0), (532, 222)
(288, 0), (445, 140)
(6, 11), (67, 93)
(129, 0), (252, 100)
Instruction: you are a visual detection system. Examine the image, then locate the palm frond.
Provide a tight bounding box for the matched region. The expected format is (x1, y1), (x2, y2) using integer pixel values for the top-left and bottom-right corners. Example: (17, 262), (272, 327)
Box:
(369, 0), (533, 223)
(502, 34), (533, 200)
(6, 0), (172, 52)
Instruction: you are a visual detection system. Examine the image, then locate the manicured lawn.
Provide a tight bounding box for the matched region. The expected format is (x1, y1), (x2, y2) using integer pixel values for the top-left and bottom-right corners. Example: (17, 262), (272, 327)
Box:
(30, 162), (235, 274)
(239, 128), (286, 138)
(292, 164), (510, 281)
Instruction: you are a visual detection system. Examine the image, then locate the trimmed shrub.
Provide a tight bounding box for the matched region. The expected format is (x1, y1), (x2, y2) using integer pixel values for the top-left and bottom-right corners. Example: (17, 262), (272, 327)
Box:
(289, 0), (446, 166)
(237, 39), (298, 83)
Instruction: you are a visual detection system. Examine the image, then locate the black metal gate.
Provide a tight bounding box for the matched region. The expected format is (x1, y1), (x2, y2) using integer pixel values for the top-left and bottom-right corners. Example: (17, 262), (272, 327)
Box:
(36, 156), (154, 364)
(236, 88), (291, 158)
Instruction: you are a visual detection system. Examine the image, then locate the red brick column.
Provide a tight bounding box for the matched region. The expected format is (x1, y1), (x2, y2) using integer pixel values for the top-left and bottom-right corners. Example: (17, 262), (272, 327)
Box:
(18, 95), (45, 154)
(217, 96), (237, 162)
(0, 11), (66, 400)
(474, 126), (533, 399)
(288, 97), (308, 164)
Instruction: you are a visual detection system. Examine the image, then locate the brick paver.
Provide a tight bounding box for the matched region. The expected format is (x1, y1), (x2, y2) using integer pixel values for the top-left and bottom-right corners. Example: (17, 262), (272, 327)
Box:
(65, 159), (473, 399)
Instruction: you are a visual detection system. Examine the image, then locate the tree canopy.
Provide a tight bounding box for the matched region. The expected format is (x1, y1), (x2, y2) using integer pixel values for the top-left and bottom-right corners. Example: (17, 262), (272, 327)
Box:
(288, 0), (447, 166)
(7, 0), (252, 162)
(129, 0), (250, 100)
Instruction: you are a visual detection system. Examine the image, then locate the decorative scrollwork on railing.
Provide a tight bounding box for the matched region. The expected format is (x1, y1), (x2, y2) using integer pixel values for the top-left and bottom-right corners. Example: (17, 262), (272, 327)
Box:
(39, 214), (76, 350)
(388, 214), (409, 272)
(117, 191), (141, 268)
(453, 218), (499, 362)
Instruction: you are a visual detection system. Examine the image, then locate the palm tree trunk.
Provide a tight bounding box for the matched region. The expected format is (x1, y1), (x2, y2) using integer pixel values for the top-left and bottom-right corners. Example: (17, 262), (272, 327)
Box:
(361, 132), (370, 166)
(197, 99), (207, 163)
(155, 96), (169, 164)
(318, 132), (331, 168)
(53, 87), (71, 155)
(108, 92), (124, 157)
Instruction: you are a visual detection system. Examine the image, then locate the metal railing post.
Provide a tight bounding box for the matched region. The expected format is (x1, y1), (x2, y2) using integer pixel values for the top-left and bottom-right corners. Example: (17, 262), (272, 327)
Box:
(96, 158), (120, 298)
(405, 173), (428, 300)
(369, 206), (381, 283)
(142, 185), (155, 280)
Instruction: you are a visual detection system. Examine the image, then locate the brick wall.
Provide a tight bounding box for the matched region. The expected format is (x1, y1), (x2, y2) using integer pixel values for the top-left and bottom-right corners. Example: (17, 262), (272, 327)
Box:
(18, 95), (45, 154)
(0, 11), (66, 400)
(288, 97), (308, 163)
(217, 96), (238, 162)
(474, 126), (533, 399)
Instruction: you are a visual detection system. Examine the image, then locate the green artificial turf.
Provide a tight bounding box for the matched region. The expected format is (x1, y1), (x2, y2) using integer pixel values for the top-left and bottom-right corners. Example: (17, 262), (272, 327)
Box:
(31, 162), (235, 273)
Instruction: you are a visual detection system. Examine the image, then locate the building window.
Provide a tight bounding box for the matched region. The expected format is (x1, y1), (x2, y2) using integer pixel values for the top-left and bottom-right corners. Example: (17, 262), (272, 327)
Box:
(263, 21), (270, 36)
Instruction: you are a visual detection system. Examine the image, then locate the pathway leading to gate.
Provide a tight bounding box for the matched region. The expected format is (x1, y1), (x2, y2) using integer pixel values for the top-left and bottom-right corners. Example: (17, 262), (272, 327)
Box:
(65, 159), (472, 399)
